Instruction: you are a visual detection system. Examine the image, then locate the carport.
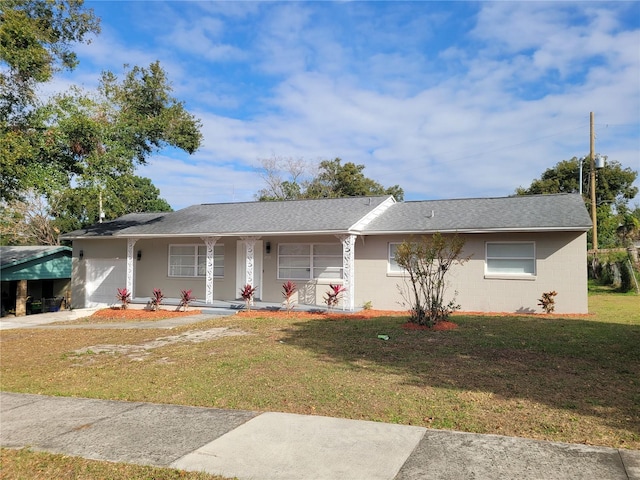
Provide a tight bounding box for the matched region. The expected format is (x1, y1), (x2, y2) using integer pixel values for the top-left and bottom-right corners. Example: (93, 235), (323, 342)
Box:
(0, 246), (72, 317)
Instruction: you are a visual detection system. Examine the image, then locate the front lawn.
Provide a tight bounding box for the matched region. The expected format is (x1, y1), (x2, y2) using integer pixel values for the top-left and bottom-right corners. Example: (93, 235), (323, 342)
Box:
(1, 293), (638, 450)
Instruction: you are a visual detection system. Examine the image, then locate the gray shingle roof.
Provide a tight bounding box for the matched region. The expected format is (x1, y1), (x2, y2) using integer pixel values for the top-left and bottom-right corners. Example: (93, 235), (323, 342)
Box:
(362, 194), (592, 233)
(60, 193), (591, 239)
(62, 196), (394, 238)
(61, 212), (169, 238)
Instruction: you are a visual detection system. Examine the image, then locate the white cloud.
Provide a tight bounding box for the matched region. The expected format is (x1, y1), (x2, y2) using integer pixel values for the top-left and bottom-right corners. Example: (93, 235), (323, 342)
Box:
(54, 1), (640, 209)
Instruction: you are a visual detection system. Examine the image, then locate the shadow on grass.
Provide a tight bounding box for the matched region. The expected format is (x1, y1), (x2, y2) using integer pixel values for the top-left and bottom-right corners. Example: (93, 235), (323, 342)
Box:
(281, 314), (640, 435)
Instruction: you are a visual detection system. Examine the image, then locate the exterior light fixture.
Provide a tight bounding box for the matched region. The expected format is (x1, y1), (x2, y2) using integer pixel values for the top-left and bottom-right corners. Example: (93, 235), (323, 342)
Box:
(137, 250), (142, 261)
(79, 250), (84, 260)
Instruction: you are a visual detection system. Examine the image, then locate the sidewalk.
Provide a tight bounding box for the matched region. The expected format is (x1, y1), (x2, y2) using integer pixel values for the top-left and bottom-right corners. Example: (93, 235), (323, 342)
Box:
(1, 392), (638, 479)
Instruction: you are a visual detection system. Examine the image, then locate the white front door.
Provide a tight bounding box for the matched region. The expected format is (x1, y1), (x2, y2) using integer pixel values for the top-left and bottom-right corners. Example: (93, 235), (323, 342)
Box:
(236, 240), (263, 300)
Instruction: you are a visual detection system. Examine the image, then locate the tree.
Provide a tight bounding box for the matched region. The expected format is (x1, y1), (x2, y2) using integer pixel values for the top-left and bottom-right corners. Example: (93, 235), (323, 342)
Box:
(0, 0), (100, 119)
(256, 156), (404, 201)
(0, 190), (59, 245)
(395, 233), (470, 326)
(1, 3), (196, 239)
(0, 174), (172, 244)
(1, 0), (100, 201)
(8, 62), (199, 233)
(256, 155), (307, 201)
(306, 158), (404, 200)
(52, 174), (172, 233)
(516, 157), (638, 248)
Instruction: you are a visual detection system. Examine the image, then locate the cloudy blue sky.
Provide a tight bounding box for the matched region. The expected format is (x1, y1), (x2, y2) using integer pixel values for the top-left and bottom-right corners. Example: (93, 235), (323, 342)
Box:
(58, 1), (639, 210)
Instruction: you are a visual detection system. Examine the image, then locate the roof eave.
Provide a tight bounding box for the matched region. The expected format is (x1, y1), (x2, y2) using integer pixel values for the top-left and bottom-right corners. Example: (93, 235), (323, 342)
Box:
(71, 230), (358, 239)
(362, 226), (592, 235)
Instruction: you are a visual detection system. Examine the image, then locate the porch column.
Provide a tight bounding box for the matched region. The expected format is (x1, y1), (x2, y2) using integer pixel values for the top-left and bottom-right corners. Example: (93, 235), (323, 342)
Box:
(15, 279), (27, 317)
(337, 234), (356, 311)
(126, 238), (139, 298)
(201, 236), (220, 305)
(240, 236), (260, 289)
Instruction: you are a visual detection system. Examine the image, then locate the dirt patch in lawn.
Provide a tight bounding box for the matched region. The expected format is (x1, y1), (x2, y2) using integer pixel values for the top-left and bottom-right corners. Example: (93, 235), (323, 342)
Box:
(402, 321), (458, 331)
(72, 327), (248, 362)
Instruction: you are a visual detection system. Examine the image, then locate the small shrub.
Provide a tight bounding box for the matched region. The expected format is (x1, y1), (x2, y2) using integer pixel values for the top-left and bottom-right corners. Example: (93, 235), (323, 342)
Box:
(150, 288), (164, 311)
(282, 281), (297, 312)
(116, 288), (131, 310)
(395, 233), (469, 326)
(240, 284), (257, 311)
(538, 291), (558, 314)
(324, 284), (346, 310)
(179, 289), (195, 311)
(362, 300), (373, 310)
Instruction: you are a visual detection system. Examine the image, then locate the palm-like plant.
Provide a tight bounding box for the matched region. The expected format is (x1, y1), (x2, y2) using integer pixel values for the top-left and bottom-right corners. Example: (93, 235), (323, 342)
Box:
(116, 288), (131, 309)
(324, 284), (346, 311)
(180, 289), (195, 311)
(282, 281), (297, 312)
(150, 288), (164, 311)
(240, 284), (257, 311)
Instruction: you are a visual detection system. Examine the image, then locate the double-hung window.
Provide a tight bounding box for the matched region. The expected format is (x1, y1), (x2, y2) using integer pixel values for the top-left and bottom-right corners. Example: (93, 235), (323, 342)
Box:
(388, 243), (405, 274)
(485, 242), (535, 277)
(278, 243), (343, 280)
(168, 244), (224, 277)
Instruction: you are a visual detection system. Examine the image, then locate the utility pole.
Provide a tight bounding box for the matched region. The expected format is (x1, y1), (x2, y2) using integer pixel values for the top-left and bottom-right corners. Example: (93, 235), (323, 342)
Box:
(98, 189), (105, 223)
(590, 112), (598, 251)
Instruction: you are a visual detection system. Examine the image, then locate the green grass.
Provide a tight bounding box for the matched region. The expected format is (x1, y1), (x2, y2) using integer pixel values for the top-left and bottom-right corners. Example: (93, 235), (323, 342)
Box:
(1, 293), (639, 453)
(0, 448), (233, 480)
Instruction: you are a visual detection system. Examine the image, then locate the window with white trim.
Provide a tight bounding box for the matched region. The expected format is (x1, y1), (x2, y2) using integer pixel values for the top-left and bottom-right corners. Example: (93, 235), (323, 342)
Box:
(278, 243), (343, 280)
(485, 242), (535, 277)
(388, 243), (405, 273)
(168, 244), (224, 277)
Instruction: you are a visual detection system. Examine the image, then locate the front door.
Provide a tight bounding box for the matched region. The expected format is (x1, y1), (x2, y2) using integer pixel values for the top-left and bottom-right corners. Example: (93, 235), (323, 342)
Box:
(236, 240), (263, 300)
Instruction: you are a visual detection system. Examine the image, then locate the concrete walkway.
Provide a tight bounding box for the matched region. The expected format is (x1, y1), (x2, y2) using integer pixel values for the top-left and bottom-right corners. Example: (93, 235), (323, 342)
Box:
(1, 392), (638, 479)
(0, 308), (102, 330)
(0, 305), (239, 330)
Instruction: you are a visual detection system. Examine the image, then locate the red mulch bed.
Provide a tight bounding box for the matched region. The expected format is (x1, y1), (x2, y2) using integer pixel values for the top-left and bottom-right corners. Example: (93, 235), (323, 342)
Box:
(91, 308), (202, 320)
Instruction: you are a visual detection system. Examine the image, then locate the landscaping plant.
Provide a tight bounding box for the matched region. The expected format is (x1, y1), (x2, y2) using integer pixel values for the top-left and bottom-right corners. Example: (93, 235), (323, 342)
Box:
(179, 289), (195, 311)
(240, 284), (257, 311)
(150, 288), (164, 311)
(538, 290), (558, 313)
(395, 232), (470, 326)
(116, 288), (131, 309)
(324, 284), (346, 310)
(282, 281), (297, 312)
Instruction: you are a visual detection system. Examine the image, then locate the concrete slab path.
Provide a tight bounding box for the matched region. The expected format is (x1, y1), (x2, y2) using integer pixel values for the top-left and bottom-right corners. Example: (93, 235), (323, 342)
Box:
(1, 392), (638, 479)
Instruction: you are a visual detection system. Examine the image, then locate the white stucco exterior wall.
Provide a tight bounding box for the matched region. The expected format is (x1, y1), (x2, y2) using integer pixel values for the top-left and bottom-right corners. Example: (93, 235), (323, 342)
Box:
(353, 232), (588, 314)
